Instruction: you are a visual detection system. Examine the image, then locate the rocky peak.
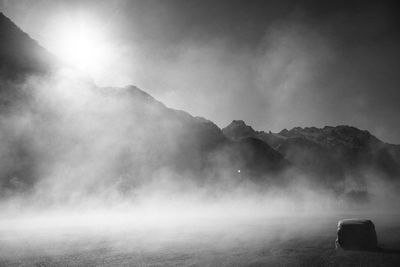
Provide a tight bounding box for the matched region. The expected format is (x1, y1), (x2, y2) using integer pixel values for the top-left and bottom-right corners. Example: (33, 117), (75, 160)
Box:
(278, 125), (381, 150)
(222, 120), (257, 140)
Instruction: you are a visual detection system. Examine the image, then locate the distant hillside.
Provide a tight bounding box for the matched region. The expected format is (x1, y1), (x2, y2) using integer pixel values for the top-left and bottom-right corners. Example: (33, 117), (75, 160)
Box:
(0, 12), (288, 196)
(223, 120), (400, 194)
(1, 10), (398, 199)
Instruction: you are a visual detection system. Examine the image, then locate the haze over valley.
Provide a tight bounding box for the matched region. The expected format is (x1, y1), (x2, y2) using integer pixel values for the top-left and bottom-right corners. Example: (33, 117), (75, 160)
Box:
(1, 1), (400, 266)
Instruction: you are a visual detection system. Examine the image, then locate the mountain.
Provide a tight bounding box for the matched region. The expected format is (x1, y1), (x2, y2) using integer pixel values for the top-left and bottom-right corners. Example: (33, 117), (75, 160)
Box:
(0, 13), (287, 195)
(0, 12), (58, 79)
(277, 126), (400, 179)
(223, 121), (400, 193)
(222, 120), (258, 140)
(2, 11), (398, 198)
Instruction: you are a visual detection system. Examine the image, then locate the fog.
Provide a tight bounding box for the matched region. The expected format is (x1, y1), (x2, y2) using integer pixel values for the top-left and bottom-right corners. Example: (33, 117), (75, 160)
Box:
(1, 2), (400, 265)
(3, 0), (400, 144)
(1, 68), (400, 224)
(0, 71), (399, 266)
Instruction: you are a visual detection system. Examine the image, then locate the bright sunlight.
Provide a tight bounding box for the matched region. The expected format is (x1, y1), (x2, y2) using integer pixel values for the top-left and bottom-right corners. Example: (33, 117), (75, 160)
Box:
(46, 14), (111, 73)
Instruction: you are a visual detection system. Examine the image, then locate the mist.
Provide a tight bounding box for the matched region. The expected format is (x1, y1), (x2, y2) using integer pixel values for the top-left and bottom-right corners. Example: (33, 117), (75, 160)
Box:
(1, 67), (399, 222)
(2, 0), (400, 143)
(1, 1), (400, 265)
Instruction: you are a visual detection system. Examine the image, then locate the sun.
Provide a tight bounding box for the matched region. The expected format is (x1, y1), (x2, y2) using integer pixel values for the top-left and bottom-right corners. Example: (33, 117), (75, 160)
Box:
(58, 25), (99, 70)
(46, 15), (111, 74)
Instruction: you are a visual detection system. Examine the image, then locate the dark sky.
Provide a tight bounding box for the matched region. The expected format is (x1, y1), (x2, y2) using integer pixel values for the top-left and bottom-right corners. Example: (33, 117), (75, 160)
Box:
(1, 0), (400, 143)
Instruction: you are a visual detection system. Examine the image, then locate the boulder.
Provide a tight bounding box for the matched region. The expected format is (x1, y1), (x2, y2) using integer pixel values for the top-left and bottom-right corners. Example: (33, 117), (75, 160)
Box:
(335, 219), (378, 250)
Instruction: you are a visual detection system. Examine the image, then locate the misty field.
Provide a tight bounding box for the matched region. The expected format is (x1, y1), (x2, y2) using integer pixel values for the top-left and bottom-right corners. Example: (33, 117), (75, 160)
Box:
(1, 213), (400, 267)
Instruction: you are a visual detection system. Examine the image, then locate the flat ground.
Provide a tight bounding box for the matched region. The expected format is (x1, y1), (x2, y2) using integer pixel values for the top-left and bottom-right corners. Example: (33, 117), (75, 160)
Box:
(1, 214), (400, 266)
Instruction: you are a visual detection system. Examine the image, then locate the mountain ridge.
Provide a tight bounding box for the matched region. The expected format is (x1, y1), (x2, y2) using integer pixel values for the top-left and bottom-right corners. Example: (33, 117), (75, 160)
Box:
(0, 12), (289, 195)
(0, 11), (398, 198)
(0, 12), (59, 79)
(222, 120), (400, 191)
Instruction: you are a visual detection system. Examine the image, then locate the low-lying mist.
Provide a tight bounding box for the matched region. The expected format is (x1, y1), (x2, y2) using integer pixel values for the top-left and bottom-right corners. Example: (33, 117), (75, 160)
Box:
(0, 69), (399, 238)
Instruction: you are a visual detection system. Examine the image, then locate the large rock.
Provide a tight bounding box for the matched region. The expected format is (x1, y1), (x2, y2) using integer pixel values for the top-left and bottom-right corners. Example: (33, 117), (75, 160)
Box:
(335, 219), (378, 250)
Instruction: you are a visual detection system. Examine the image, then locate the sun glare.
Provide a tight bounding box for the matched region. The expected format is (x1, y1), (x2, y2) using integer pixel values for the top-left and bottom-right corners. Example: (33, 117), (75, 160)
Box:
(47, 15), (111, 74)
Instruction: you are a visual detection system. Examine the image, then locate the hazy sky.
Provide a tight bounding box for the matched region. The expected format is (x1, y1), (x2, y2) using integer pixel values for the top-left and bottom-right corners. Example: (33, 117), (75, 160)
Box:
(1, 0), (400, 143)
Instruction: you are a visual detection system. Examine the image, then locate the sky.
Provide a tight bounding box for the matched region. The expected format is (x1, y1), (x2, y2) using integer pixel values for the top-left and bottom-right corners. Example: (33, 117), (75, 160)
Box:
(1, 0), (400, 143)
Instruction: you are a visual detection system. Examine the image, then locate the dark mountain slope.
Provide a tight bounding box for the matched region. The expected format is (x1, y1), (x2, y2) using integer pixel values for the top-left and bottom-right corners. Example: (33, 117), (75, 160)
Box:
(278, 126), (400, 178)
(0, 13), (287, 195)
(223, 121), (400, 192)
(0, 12), (58, 79)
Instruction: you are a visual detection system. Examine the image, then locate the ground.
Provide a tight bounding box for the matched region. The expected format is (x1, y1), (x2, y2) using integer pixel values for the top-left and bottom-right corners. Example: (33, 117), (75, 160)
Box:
(1, 214), (400, 266)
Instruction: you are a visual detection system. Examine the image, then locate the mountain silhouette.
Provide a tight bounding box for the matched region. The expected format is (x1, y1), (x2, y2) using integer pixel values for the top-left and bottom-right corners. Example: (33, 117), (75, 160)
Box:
(0, 12), (287, 195)
(0, 12), (58, 79)
(0, 11), (399, 198)
(223, 120), (400, 195)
